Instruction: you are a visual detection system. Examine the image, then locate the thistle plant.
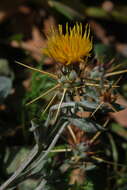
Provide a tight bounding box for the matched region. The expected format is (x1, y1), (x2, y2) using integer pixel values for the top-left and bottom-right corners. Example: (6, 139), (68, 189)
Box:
(1, 23), (126, 190)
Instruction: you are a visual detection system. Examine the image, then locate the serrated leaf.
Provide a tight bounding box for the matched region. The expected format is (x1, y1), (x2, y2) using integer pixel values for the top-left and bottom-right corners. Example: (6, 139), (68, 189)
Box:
(99, 103), (125, 113)
(68, 118), (105, 133)
(60, 163), (70, 173)
(112, 103), (125, 111)
(5, 147), (30, 174)
(78, 100), (98, 111)
(18, 179), (38, 190)
(84, 86), (99, 101)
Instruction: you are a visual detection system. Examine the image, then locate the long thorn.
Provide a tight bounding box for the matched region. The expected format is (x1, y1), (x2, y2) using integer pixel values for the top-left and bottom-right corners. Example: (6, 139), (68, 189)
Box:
(16, 61), (58, 80)
(90, 102), (104, 118)
(54, 88), (67, 123)
(106, 69), (127, 77)
(92, 156), (127, 167)
(107, 63), (124, 73)
(85, 82), (119, 88)
(90, 118), (110, 144)
(67, 125), (77, 144)
(41, 93), (58, 116)
(42, 148), (71, 153)
(26, 84), (60, 106)
(107, 103), (117, 113)
(114, 76), (122, 85)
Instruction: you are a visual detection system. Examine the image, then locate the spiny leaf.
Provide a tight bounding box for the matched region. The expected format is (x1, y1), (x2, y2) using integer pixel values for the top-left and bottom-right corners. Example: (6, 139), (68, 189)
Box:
(68, 117), (106, 133)
(78, 100), (98, 111)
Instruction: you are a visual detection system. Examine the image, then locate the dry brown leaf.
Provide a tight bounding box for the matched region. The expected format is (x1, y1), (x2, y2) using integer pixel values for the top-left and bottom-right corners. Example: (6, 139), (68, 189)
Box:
(90, 20), (114, 44)
(110, 95), (127, 127)
(0, 0), (28, 22)
(116, 43), (127, 57)
(11, 27), (45, 61)
(102, 1), (114, 12)
(11, 16), (56, 63)
(69, 168), (85, 185)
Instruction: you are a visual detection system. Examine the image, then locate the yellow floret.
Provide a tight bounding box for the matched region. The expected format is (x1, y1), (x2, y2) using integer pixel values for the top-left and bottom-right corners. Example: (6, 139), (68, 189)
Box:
(43, 23), (93, 65)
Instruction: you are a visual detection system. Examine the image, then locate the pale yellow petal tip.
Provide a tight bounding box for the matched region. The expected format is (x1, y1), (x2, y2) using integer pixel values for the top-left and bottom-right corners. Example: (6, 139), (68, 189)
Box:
(43, 23), (93, 65)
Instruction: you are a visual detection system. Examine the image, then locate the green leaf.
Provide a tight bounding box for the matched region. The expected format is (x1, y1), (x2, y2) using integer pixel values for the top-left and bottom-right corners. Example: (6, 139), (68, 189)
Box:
(107, 133), (118, 164)
(48, 1), (83, 20)
(94, 44), (116, 63)
(9, 33), (24, 42)
(111, 123), (127, 140)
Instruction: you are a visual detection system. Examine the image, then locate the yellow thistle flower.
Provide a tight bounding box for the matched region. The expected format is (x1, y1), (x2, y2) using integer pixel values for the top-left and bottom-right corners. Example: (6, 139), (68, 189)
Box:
(43, 23), (93, 65)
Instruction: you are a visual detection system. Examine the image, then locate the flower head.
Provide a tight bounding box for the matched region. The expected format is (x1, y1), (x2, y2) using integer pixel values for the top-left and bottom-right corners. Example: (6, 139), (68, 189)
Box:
(43, 23), (93, 65)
